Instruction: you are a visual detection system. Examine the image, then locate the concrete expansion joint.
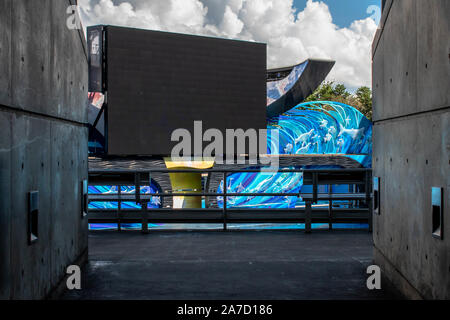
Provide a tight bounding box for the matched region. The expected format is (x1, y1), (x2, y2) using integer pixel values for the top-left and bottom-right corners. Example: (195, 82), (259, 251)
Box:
(0, 103), (89, 127)
(373, 105), (450, 124)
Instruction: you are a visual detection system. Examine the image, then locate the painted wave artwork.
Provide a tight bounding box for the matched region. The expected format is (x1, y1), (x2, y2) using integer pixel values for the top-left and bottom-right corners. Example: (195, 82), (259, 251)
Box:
(88, 185), (162, 209)
(217, 101), (372, 209)
(217, 169), (303, 209)
(267, 101), (372, 159)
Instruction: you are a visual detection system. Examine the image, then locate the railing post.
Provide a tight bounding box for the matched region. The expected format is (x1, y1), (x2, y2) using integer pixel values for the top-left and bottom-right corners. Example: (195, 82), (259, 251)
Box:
(328, 184), (332, 230)
(134, 172), (141, 204)
(312, 172), (318, 203)
(368, 196), (373, 233)
(223, 171), (227, 231)
(141, 201), (149, 234)
(305, 200), (312, 233)
(117, 185), (122, 232)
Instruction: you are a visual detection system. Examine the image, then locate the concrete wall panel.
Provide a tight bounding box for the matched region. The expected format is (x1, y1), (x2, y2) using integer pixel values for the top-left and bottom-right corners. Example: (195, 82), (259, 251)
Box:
(76, 129), (89, 258)
(11, 0), (53, 117)
(416, 0), (450, 111)
(372, 34), (385, 121)
(373, 0), (450, 299)
(0, 112), (12, 299)
(0, 0), (12, 106)
(373, 113), (450, 299)
(9, 0), (87, 124)
(374, 0), (450, 122)
(49, 1), (88, 124)
(375, 0), (417, 121)
(50, 122), (88, 287)
(0, 0), (88, 299)
(9, 115), (53, 299)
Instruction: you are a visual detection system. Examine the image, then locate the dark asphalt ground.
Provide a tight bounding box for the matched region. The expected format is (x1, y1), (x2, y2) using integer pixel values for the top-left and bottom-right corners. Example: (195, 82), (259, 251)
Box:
(61, 230), (403, 300)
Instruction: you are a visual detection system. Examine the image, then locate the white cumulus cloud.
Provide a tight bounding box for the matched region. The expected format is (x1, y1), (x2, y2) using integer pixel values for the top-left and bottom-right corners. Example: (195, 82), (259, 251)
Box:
(78, 0), (377, 89)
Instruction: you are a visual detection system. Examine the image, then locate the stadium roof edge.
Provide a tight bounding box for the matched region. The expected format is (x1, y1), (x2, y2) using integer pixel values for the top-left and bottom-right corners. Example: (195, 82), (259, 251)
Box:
(268, 58), (335, 73)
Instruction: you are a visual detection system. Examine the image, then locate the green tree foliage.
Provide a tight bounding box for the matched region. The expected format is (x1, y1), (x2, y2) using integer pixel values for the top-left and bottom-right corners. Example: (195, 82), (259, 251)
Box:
(305, 81), (373, 120)
(355, 86), (372, 120)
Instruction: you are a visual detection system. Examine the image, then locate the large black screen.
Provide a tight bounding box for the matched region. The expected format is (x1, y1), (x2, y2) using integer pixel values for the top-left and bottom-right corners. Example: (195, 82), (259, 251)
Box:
(102, 26), (266, 156)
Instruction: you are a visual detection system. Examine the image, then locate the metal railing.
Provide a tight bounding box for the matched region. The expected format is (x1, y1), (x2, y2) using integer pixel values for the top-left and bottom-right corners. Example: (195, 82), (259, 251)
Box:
(88, 168), (372, 233)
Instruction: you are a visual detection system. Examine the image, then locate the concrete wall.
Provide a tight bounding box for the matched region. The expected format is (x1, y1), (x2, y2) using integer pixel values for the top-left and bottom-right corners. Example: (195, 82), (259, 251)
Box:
(0, 0), (89, 299)
(372, 0), (450, 299)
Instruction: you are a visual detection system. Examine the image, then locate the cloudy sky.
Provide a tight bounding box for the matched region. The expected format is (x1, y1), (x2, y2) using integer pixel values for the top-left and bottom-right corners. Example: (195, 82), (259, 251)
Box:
(78, 0), (380, 90)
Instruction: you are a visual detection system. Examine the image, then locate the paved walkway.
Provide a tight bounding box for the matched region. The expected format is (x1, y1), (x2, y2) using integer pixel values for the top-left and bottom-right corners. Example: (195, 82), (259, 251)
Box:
(61, 230), (402, 300)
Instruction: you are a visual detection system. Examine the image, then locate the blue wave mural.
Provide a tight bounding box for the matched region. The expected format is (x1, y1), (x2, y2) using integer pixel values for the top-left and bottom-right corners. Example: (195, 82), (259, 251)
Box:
(217, 168), (303, 209)
(88, 185), (162, 209)
(217, 101), (372, 209)
(268, 101), (372, 161)
(217, 165), (350, 209)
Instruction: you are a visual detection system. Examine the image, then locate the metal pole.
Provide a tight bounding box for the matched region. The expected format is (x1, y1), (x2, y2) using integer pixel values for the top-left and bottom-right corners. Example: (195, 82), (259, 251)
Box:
(117, 185), (121, 232)
(135, 172), (141, 204)
(141, 201), (149, 234)
(368, 196), (373, 233)
(305, 200), (312, 233)
(328, 184), (332, 230)
(223, 171), (227, 231)
(312, 172), (318, 203)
